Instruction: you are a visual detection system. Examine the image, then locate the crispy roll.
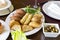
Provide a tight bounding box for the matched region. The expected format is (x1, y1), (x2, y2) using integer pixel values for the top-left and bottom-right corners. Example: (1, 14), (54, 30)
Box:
(24, 14), (33, 24)
(20, 13), (29, 24)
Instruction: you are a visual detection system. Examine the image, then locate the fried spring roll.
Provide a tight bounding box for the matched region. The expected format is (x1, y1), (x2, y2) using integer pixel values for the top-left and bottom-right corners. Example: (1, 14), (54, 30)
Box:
(20, 13), (29, 24)
(22, 25), (33, 32)
(24, 14), (33, 24)
(29, 22), (40, 28)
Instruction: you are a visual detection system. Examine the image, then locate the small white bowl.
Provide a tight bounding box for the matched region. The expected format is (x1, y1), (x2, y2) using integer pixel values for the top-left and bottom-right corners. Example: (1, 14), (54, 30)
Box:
(0, 0), (11, 10)
(0, 0), (14, 16)
(43, 23), (60, 37)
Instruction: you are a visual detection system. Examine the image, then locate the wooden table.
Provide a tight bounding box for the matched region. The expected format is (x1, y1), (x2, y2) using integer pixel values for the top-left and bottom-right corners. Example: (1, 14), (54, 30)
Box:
(0, 0), (60, 40)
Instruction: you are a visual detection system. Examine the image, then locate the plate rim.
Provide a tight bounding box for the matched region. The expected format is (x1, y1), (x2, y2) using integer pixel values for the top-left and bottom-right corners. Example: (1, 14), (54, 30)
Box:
(42, 1), (60, 20)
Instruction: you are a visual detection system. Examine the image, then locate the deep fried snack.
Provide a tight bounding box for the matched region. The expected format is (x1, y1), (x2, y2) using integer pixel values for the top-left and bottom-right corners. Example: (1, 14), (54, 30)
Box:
(31, 13), (42, 23)
(11, 15), (21, 21)
(16, 9), (26, 16)
(34, 13), (42, 18)
(9, 20), (20, 28)
(11, 9), (26, 21)
(20, 13), (29, 24)
(11, 24), (21, 31)
(29, 22), (40, 28)
(31, 16), (41, 22)
(24, 14), (33, 24)
(22, 25), (33, 32)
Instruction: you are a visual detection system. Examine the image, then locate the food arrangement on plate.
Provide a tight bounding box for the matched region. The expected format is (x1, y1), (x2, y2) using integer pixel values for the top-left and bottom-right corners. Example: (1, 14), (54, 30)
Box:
(0, 1), (60, 40)
(5, 6), (45, 36)
(0, 0), (60, 40)
(9, 6), (44, 32)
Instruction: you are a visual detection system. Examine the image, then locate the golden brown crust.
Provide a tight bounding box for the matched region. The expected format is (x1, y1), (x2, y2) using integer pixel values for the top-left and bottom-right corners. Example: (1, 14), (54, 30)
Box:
(22, 25), (33, 32)
(29, 22), (40, 28)
(9, 20), (20, 28)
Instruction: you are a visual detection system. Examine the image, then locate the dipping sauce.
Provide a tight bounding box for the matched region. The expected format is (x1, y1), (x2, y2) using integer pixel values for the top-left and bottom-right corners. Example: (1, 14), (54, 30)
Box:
(44, 25), (59, 33)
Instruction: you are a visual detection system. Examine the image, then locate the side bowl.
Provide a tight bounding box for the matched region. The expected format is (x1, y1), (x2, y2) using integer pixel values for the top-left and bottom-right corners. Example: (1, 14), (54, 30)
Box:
(43, 23), (60, 37)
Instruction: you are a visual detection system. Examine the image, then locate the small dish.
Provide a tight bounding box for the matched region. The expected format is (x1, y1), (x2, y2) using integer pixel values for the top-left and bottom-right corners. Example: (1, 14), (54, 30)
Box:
(0, 0), (14, 16)
(43, 23), (60, 37)
(0, 20), (10, 40)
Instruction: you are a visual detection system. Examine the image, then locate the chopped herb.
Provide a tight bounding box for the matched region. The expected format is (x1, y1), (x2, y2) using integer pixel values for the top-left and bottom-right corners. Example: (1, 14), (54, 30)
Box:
(25, 6), (41, 14)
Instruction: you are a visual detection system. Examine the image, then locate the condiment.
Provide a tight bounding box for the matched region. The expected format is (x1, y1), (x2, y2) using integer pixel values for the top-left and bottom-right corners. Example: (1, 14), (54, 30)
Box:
(44, 25), (59, 33)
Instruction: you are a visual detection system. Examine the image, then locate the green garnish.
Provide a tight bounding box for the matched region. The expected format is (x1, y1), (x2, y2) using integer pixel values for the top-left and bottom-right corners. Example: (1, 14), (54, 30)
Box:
(11, 30), (28, 40)
(25, 6), (41, 14)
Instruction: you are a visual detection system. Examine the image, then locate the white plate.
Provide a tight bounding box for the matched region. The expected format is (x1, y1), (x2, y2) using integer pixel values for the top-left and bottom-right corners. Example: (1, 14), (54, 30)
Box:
(42, 1), (60, 20)
(5, 8), (45, 36)
(0, 20), (10, 40)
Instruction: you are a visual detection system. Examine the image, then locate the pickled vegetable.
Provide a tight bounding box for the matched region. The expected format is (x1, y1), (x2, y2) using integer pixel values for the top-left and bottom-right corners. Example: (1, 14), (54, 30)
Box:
(44, 25), (59, 33)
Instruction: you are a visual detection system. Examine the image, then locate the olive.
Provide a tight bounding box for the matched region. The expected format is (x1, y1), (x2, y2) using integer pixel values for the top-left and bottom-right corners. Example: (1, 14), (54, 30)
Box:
(44, 30), (48, 32)
(54, 28), (58, 33)
(44, 25), (59, 33)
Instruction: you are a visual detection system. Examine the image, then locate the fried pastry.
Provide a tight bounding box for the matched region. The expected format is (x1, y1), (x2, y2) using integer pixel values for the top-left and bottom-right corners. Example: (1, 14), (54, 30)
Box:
(24, 14), (33, 24)
(11, 9), (26, 21)
(29, 22), (40, 28)
(22, 25), (33, 32)
(11, 24), (21, 31)
(9, 20), (20, 28)
(20, 13), (29, 24)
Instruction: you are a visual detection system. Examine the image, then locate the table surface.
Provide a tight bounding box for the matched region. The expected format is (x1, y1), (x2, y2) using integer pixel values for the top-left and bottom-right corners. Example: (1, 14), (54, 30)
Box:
(0, 0), (60, 40)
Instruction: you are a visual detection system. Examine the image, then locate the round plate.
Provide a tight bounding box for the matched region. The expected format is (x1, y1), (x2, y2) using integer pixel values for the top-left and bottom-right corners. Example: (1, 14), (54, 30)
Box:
(0, 20), (10, 40)
(5, 8), (45, 36)
(42, 1), (60, 20)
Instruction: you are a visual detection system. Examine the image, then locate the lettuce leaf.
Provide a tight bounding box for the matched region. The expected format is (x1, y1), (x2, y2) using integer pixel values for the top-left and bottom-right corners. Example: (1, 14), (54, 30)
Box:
(11, 30), (28, 40)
